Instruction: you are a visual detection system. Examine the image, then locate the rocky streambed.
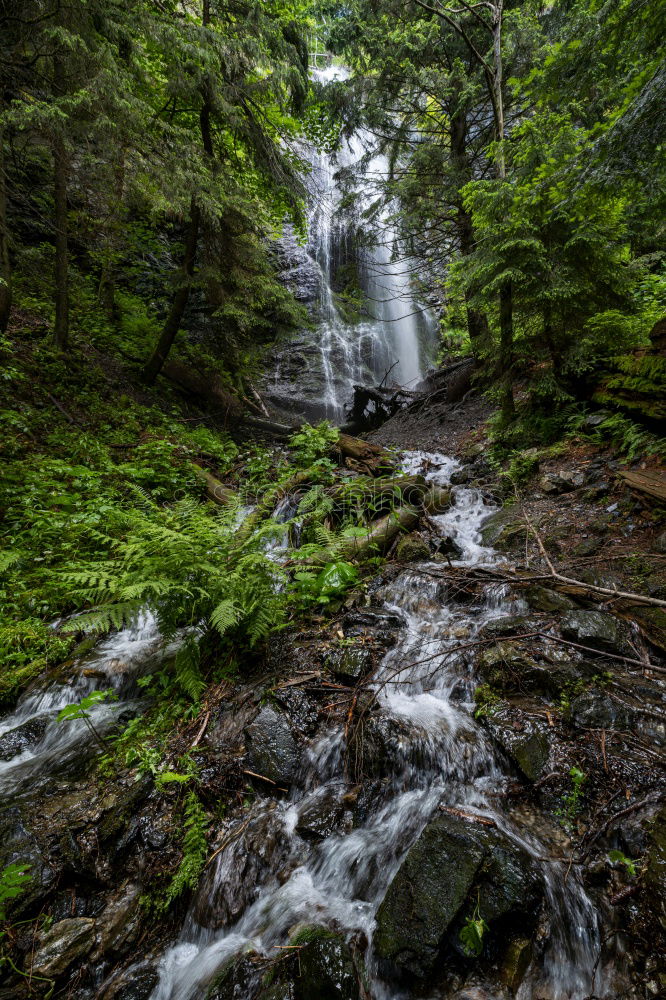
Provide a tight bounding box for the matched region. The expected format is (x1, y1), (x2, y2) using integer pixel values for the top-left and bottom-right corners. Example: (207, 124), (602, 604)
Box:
(1, 451), (665, 1000)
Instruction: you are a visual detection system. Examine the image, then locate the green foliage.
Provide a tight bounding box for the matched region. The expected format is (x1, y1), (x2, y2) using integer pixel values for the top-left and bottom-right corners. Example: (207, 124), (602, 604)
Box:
(288, 422), (339, 470)
(555, 766), (587, 829)
(459, 899), (489, 958)
(158, 791), (209, 911)
(607, 849), (639, 878)
(56, 688), (117, 723)
(292, 560), (359, 606)
(473, 684), (501, 720)
(0, 865), (32, 922)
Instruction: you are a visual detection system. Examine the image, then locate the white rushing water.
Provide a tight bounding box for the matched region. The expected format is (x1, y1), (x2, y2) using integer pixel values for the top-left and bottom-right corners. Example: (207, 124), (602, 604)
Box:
(149, 452), (610, 1000)
(0, 612), (164, 797)
(271, 66), (438, 422)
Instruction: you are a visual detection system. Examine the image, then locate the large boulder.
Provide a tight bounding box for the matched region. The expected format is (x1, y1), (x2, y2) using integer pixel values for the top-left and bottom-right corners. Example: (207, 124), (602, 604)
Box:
(245, 706), (300, 786)
(479, 510), (525, 551)
(560, 610), (633, 658)
(374, 814), (542, 979)
(374, 814), (484, 977)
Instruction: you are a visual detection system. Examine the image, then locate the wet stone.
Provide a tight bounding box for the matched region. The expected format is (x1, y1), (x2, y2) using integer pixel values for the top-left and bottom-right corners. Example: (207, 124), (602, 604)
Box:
(560, 610), (633, 657)
(325, 646), (373, 684)
(0, 715), (48, 761)
(568, 690), (630, 730)
(245, 706), (300, 786)
(374, 814), (485, 977)
(32, 916), (96, 977)
(396, 531), (431, 562)
(479, 509), (525, 550)
(524, 586), (575, 614)
(289, 927), (364, 1000)
(484, 708), (550, 782)
(374, 814), (542, 979)
(99, 962), (159, 1000)
(296, 787), (347, 840)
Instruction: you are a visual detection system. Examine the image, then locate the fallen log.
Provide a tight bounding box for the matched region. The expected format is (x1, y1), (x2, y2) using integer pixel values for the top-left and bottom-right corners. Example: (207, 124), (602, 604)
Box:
(335, 432), (396, 475)
(193, 465), (235, 505)
(301, 504), (421, 566)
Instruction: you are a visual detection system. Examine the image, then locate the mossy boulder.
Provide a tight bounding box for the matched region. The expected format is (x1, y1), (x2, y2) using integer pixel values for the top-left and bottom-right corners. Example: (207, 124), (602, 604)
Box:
(374, 814), (542, 979)
(479, 509), (525, 551)
(289, 926), (365, 1000)
(325, 646), (372, 685)
(396, 531), (431, 562)
(31, 917), (96, 978)
(628, 606), (666, 654)
(523, 586), (576, 614)
(206, 951), (264, 1000)
(484, 708), (550, 782)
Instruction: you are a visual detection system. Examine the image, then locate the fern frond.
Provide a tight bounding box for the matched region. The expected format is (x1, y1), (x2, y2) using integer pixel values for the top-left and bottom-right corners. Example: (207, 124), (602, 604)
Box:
(209, 599), (241, 637)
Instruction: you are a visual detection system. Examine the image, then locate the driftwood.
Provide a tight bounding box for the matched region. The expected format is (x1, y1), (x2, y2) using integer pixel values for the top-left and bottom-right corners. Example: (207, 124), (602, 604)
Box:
(343, 383), (415, 434)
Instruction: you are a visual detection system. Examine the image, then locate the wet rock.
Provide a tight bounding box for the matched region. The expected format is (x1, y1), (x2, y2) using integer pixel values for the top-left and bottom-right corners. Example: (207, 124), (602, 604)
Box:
(568, 690), (630, 730)
(524, 586), (575, 614)
(32, 916), (96, 977)
(499, 937), (533, 992)
(206, 951), (263, 999)
(479, 509), (524, 551)
(245, 706), (300, 786)
(628, 606), (666, 653)
(325, 646), (373, 685)
(374, 814), (485, 977)
(644, 807), (666, 933)
(296, 787), (346, 840)
(0, 715), (48, 761)
(99, 961), (159, 1000)
(484, 708), (550, 782)
(479, 615), (544, 640)
(92, 881), (141, 959)
(374, 814), (543, 979)
(560, 610), (633, 657)
(654, 531), (666, 555)
(342, 608), (404, 640)
(352, 715), (414, 780)
(477, 643), (588, 700)
(396, 532), (431, 562)
(273, 687), (320, 733)
(290, 926), (364, 1000)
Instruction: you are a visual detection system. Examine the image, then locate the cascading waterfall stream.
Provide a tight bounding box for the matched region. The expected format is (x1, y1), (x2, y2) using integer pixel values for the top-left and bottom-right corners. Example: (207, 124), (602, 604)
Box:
(269, 67), (438, 422)
(148, 452), (610, 1000)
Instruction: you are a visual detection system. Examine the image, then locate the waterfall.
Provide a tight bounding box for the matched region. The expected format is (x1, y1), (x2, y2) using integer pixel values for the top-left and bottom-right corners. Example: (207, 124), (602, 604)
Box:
(268, 67), (438, 423)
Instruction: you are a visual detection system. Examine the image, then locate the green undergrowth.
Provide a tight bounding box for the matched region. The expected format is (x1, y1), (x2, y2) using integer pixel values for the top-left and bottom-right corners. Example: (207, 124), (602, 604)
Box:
(0, 309), (399, 739)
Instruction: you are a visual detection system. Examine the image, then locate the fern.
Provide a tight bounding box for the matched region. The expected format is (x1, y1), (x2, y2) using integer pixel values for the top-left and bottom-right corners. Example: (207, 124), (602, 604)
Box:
(159, 791), (208, 911)
(174, 638), (206, 701)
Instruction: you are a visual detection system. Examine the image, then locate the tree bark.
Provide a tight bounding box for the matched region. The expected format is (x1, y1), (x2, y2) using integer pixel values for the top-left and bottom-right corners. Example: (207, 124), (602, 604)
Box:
(53, 54), (69, 351)
(499, 278), (515, 424)
(0, 120), (11, 333)
(142, 0), (212, 384)
(142, 202), (201, 384)
(451, 108), (489, 356)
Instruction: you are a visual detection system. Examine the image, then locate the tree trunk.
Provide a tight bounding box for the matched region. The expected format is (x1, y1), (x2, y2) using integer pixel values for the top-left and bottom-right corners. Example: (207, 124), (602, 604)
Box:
(451, 108), (489, 357)
(142, 201), (201, 384)
(492, 1), (514, 422)
(0, 121), (11, 333)
(499, 278), (515, 424)
(53, 55), (69, 351)
(142, 0), (213, 384)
